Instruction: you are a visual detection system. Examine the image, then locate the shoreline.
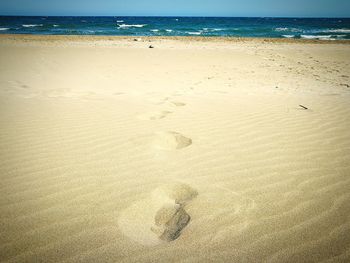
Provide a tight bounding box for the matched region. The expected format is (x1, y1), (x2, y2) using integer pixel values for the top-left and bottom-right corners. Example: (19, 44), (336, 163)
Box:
(1, 34), (350, 44)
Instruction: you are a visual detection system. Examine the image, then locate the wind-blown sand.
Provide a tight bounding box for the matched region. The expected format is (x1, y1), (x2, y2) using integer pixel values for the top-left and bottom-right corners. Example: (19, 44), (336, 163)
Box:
(0, 35), (350, 262)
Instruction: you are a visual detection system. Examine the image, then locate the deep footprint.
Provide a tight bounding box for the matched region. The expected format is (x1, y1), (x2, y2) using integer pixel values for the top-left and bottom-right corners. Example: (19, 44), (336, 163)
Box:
(118, 183), (198, 245)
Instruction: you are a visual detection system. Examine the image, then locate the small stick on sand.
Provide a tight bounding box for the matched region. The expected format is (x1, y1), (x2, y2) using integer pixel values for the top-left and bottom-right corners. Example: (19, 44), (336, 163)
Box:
(299, 104), (308, 110)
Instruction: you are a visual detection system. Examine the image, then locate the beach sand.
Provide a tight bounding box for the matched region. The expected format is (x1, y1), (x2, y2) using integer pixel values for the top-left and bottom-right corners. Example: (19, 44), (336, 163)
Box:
(0, 35), (350, 262)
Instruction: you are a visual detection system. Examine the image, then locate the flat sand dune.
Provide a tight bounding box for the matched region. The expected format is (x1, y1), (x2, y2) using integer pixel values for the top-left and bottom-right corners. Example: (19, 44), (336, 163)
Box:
(0, 36), (350, 262)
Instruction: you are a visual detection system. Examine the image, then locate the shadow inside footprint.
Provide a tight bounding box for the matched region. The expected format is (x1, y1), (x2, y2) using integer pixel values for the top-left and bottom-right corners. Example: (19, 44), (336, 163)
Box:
(152, 205), (190, 241)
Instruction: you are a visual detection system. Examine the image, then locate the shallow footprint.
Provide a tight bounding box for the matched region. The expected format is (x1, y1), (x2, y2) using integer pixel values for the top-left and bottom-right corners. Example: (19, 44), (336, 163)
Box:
(118, 183), (198, 245)
(113, 92), (125, 96)
(170, 101), (186, 107)
(154, 131), (192, 150)
(138, 111), (172, 120)
(44, 88), (73, 98)
(6, 80), (38, 98)
(148, 97), (169, 105)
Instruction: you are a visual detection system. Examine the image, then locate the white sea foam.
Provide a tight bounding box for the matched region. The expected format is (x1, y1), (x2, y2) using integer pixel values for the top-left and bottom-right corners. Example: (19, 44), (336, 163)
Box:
(282, 35), (295, 38)
(53, 24), (59, 27)
(150, 29), (159, 32)
(165, 29), (173, 32)
(0, 28), (9, 31)
(275, 27), (289, 31)
(187, 31), (201, 35)
(22, 24), (43, 28)
(323, 29), (350, 33)
(301, 35), (333, 40)
(275, 27), (302, 32)
(118, 24), (147, 28)
(117, 20), (124, 23)
(203, 28), (224, 32)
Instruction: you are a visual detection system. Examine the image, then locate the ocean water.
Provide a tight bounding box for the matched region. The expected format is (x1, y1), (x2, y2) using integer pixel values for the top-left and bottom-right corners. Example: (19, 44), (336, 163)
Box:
(0, 16), (350, 40)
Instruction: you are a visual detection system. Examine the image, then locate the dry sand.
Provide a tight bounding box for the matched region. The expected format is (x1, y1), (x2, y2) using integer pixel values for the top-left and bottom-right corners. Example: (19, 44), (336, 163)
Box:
(0, 35), (350, 262)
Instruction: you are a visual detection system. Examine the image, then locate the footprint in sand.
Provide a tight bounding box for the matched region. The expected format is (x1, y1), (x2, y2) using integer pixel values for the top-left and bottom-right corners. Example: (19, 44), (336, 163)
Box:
(113, 92), (125, 96)
(154, 131), (192, 150)
(147, 96), (186, 106)
(212, 90), (228, 94)
(148, 97), (169, 105)
(138, 111), (172, 120)
(6, 80), (39, 98)
(44, 88), (73, 98)
(170, 101), (186, 107)
(118, 183), (198, 245)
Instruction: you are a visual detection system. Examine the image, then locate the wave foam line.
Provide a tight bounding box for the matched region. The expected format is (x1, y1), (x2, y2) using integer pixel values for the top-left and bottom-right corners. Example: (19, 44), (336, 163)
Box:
(117, 24), (147, 28)
(22, 24), (43, 28)
(300, 35), (333, 40)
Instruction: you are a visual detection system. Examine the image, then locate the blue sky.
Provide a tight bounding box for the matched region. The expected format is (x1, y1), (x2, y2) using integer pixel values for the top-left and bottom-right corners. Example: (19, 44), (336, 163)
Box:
(0, 0), (349, 17)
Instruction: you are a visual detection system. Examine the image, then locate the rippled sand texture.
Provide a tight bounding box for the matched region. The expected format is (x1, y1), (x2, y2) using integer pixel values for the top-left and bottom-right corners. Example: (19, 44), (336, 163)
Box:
(0, 36), (350, 263)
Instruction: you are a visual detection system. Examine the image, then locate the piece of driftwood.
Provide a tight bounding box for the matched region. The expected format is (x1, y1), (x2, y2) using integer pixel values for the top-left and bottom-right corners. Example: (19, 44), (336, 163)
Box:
(299, 104), (308, 110)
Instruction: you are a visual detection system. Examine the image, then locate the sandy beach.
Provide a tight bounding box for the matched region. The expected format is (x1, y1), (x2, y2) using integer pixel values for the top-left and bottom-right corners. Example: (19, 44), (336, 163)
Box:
(0, 35), (350, 262)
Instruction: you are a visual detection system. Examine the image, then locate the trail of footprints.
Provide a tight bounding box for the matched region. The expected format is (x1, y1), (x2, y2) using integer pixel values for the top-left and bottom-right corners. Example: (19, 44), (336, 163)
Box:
(127, 91), (257, 246)
(138, 95), (192, 151)
(119, 94), (195, 245)
(129, 88), (250, 244)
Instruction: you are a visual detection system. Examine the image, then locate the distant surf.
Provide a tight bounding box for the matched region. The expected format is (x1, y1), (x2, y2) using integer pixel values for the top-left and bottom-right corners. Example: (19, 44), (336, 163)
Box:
(0, 16), (349, 39)
(117, 24), (147, 28)
(22, 24), (43, 27)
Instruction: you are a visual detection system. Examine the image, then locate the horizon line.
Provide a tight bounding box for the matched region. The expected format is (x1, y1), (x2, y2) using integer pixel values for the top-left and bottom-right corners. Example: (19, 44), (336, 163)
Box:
(0, 15), (350, 19)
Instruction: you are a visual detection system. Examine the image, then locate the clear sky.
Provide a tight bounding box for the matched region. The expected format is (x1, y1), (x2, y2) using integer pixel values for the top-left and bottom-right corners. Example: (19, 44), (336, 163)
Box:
(0, 0), (349, 17)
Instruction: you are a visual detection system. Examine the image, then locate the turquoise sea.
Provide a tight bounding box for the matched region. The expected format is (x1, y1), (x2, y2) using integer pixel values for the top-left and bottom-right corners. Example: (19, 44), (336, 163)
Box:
(0, 16), (349, 40)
